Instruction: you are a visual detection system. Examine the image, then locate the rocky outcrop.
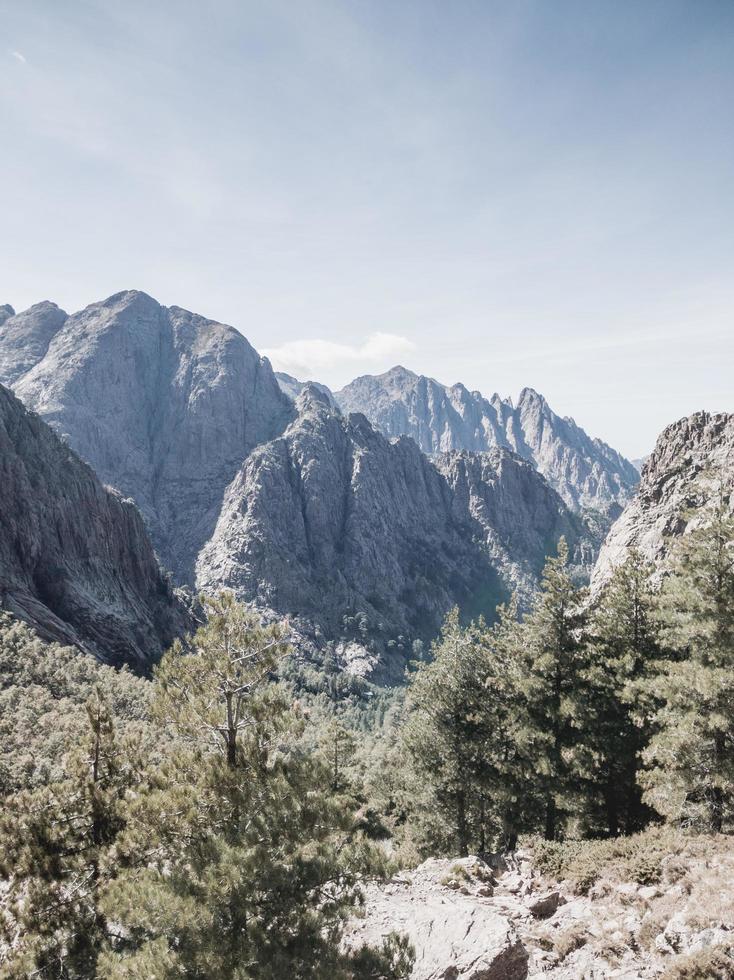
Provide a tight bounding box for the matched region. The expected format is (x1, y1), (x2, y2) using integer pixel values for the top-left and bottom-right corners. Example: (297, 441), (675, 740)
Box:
(0, 301), (68, 387)
(197, 388), (593, 676)
(349, 834), (734, 979)
(7, 291), (294, 581)
(435, 450), (595, 583)
(275, 371), (338, 409)
(336, 367), (639, 515)
(592, 411), (734, 590)
(0, 384), (188, 668)
(345, 857), (529, 980)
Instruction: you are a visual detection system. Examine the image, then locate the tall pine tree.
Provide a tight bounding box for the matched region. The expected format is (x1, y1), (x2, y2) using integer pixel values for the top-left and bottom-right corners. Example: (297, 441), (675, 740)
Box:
(582, 551), (660, 835)
(514, 538), (588, 840)
(99, 593), (402, 979)
(640, 503), (734, 830)
(0, 689), (139, 978)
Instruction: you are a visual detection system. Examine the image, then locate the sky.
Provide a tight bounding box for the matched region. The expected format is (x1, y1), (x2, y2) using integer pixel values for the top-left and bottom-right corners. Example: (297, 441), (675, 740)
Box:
(1, 0), (733, 458)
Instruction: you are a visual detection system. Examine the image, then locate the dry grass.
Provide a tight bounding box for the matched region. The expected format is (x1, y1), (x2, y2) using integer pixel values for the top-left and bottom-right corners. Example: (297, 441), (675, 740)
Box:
(659, 944), (734, 979)
(552, 921), (588, 961)
(528, 827), (721, 896)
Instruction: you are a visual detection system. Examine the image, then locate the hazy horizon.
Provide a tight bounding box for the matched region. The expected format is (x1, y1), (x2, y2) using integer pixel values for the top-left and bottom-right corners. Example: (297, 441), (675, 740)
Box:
(3, 0), (733, 457)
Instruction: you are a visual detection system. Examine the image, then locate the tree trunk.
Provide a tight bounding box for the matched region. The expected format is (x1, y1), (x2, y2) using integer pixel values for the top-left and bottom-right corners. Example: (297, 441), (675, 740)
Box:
(605, 784), (619, 837)
(456, 790), (469, 857)
(711, 733), (726, 832)
(225, 691), (237, 768)
(544, 795), (556, 841)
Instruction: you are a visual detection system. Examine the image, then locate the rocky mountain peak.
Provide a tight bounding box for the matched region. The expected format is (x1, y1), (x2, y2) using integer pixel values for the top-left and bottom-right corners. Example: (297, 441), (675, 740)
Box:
(0, 303), (16, 324)
(381, 364), (418, 383)
(196, 390), (593, 679)
(591, 410), (734, 590)
(274, 372), (338, 409)
(0, 301), (68, 388)
(517, 385), (544, 406)
(5, 291), (294, 582)
(336, 370), (638, 515)
(295, 381), (336, 414)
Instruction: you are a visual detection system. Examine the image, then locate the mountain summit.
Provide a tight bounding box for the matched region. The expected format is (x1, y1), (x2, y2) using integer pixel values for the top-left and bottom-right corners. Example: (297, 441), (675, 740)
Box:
(2, 290), (294, 581)
(336, 367), (638, 515)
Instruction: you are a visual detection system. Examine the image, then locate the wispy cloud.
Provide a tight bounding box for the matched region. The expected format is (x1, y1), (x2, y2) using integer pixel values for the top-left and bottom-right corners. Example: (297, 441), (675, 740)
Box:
(11, 50), (27, 64)
(262, 332), (415, 382)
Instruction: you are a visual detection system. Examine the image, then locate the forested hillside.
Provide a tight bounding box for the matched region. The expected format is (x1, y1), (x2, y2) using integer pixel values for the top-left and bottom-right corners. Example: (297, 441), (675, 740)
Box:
(2, 489), (734, 977)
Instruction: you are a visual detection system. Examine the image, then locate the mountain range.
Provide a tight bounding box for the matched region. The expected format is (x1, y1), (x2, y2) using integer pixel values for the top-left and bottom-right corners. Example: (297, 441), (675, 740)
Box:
(334, 366), (639, 516)
(1, 289), (728, 674)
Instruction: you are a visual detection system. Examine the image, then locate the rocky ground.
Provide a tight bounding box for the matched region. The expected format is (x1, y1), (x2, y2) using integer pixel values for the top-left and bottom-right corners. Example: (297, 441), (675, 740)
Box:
(345, 831), (734, 979)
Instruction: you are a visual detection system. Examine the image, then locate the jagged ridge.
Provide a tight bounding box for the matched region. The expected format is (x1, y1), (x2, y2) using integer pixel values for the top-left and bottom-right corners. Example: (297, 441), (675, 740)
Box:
(336, 366), (639, 515)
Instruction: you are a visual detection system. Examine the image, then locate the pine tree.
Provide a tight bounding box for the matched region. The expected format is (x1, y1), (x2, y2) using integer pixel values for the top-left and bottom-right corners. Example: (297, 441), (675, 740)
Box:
(514, 538), (588, 840)
(401, 607), (535, 855)
(99, 593), (401, 979)
(583, 550), (660, 835)
(0, 689), (138, 978)
(402, 609), (490, 856)
(640, 503), (734, 830)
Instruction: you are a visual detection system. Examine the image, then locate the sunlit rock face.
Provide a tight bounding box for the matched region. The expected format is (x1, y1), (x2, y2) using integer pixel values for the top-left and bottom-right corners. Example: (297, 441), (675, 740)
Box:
(592, 411), (734, 591)
(336, 366), (639, 515)
(5, 290), (294, 582)
(197, 387), (593, 675)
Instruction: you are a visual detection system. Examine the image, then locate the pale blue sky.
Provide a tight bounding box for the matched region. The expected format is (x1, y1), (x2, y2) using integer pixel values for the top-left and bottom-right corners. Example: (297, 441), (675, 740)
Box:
(1, 0), (733, 457)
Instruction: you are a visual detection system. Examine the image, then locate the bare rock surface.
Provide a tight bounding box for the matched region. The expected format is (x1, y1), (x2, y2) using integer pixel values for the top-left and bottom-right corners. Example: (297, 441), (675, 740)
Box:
(336, 367), (638, 515)
(0, 301), (68, 387)
(345, 857), (530, 980)
(8, 290), (294, 582)
(592, 411), (734, 590)
(275, 370), (338, 409)
(353, 837), (734, 980)
(196, 387), (592, 675)
(0, 384), (188, 667)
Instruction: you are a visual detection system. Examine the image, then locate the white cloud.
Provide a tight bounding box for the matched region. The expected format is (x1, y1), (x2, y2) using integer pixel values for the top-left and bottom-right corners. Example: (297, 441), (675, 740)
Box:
(11, 50), (26, 64)
(262, 331), (415, 383)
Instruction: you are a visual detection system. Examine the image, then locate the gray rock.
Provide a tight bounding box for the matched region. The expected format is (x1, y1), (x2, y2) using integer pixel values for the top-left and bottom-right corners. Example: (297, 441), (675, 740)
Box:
(336, 367), (639, 515)
(196, 387), (590, 676)
(344, 857), (529, 980)
(0, 301), (68, 387)
(528, 891), (564, 919)
(592, 411), (734, 590)
(0, 383), (188, 668)
(9, 290), (294, 582)
(275, 370), (338, 409)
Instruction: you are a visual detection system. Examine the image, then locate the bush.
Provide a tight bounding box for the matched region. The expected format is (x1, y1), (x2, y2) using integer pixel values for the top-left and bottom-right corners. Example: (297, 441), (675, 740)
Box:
(659, 944), (734, 980)
(529, 827), (684, 895)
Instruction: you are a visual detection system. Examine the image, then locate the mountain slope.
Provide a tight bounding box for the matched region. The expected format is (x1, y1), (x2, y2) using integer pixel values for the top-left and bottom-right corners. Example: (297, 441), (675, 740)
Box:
(0, 383), (188, 667)
(197, 387), (591, 670)
(591, 411), (734, 590)
(0, 301), (68, 387)
(7, 291), (294, 581)
(275, 371), (338, 409)
(336, 367), (638, 515)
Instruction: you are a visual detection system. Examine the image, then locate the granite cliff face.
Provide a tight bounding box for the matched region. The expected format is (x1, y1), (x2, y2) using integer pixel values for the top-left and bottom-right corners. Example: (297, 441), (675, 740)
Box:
(592, 411), (734, 590)
(336, 367), (638, 515)
(197, 388), (591, 666)
(275, 371), (338, 409)
(0, 383), (187, 667)
(7, 291), (294, 581)
(1, 291), (597, 668)
(0, 301), (68, 387)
